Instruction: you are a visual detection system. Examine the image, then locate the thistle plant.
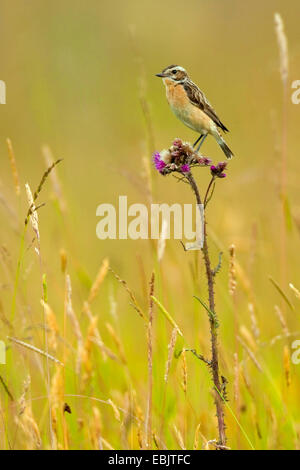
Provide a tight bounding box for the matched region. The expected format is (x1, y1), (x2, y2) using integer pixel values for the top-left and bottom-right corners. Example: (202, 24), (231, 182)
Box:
(153, 139), (229, 447)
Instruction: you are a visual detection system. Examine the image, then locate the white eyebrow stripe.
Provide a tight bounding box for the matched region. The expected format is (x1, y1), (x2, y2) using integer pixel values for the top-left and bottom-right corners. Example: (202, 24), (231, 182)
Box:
(167, 66), (186, 74)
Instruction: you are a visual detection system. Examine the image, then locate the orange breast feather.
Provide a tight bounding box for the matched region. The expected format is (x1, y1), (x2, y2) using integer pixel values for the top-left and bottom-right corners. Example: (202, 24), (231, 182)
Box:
(165, 80), (189, 108)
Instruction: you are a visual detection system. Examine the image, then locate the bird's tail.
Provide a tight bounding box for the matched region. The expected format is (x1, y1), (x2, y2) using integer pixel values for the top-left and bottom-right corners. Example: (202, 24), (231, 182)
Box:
(213, 131), (234, 159)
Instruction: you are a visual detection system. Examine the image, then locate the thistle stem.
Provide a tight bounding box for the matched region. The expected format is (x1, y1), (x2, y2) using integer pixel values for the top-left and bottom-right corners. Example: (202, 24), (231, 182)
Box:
(186, 171), (227, 447)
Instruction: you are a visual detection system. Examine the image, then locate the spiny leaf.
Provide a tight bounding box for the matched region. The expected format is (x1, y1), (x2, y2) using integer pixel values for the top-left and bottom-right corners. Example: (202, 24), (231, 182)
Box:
(193, 296), (219, 326)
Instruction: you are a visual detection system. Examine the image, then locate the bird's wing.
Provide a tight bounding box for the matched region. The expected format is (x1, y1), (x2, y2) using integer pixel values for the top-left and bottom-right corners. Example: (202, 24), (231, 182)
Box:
(183, 80), (229, 132)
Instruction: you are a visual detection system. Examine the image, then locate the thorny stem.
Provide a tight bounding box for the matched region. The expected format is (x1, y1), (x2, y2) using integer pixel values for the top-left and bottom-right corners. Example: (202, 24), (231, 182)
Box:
(186, 171), (227, 447)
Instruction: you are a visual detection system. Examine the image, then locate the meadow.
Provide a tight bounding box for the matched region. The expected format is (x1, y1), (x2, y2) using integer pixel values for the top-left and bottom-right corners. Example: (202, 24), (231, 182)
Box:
(0, 0), (300, 450)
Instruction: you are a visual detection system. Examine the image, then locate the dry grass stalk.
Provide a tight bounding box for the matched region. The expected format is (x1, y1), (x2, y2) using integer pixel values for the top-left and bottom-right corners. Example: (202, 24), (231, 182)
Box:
(81, 315), (98, 382)
(181, 349), (187, 397)
(32, 159), (63, 202)
(91, 407), (102, 450)
(239, 324), (257, 352)
(50, 365), (68, 449)
(100, 437), (114, 450)
(41, 300), (59, 351)
(193, 423), (201, 450)
(83, 301), (107, 361)
(65, 274), (84, 373)
(51, 366), (64, 406)
(267, 406), (278, 450)
(89, 337), (119, 362)
(8, 336), (63, 365)
(233, 352), (240, 404)
(50, 405), (58, 450)
(25, 183), (40, 242)
(16, 376), (41, 449)
(6, 138), (20, 196)
(173, 424), (186, 450)
(146, 272), (154, 449)
(274, 304), (289, 336)
(88, 258), (109, 304)
(241, 362), (255, 399)
(283, 344), (291, 387)
(233, 352), (241, 445)
(248, 303), (260, 341)
(289, 283), (300, 300)
(251, 403), (262, 440)
(274, 13), (289, 87)
(237, 335), (262, 372)
(42, 145), (66, 212)
(194, 425), (210, 450)
(152, 431), (160, 450)
(110, 268), (147, 321)
(107, 398), (121, 422)
(105, 322), (127, 364)
(229, 244), (237, 296)
(130, 389), (144, 424)
(235, 260), (251, 294)
(66, 275), (82, 341)
(137, 425), (145, 449)
(24, 160), (62, 230)
(274, 12), (289, 291)
(164, 328), (177, 383)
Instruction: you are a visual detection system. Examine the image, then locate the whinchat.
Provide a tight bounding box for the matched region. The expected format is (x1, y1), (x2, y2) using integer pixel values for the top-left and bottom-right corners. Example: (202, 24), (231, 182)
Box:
(156, 65), (234, 159)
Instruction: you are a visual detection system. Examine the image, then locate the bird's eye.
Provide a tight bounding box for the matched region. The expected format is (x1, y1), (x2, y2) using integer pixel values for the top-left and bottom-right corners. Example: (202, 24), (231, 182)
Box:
(172, 70), (177, 74)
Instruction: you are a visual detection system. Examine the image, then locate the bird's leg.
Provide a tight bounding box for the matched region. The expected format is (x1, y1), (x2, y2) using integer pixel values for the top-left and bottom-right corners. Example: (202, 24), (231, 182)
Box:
(196, 134), (208, 153)
(193, 134), (203, 148)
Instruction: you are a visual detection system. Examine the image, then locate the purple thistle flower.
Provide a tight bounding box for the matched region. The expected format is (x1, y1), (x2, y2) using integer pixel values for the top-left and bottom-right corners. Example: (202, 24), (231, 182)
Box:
(181, 164), (190, 173)
(153, 152), (160, 164)
(153, 152), (166, 173)
(210, 162), (227, 178)
(156, 160), (166, 171)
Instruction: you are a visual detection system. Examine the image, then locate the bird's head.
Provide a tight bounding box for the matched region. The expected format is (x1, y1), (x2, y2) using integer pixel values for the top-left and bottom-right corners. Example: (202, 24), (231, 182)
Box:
(155, 65), (188, 83)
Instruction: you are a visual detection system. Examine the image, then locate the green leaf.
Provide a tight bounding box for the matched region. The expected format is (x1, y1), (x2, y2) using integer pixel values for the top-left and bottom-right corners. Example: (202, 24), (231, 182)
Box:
(151, 296), (183, 337)
(269, 277), (294, 311)
(193, 295), (219, 326)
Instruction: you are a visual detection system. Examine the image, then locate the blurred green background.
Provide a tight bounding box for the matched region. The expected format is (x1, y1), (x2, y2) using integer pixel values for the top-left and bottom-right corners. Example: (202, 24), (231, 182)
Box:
(1, 0), (299, 268)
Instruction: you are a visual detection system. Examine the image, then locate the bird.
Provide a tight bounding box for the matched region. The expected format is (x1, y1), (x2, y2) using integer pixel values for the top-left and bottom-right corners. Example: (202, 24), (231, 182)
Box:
(156, 65), (233, 159)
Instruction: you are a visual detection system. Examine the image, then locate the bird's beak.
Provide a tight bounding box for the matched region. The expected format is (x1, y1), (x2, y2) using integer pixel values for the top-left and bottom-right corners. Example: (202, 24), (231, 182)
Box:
(155, 73), (165, 78)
